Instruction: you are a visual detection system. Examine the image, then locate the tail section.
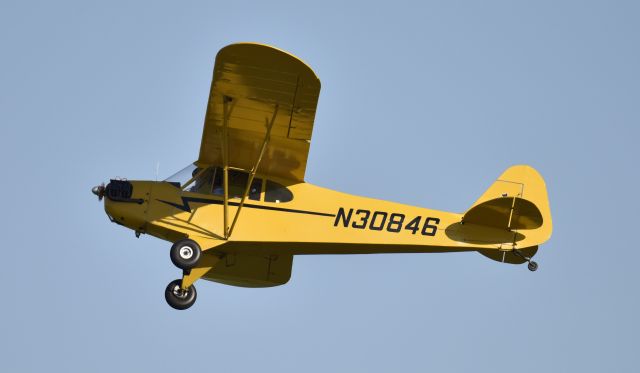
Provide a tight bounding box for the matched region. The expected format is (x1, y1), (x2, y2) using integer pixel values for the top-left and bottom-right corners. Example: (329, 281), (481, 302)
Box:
(465, 165), (552, 264)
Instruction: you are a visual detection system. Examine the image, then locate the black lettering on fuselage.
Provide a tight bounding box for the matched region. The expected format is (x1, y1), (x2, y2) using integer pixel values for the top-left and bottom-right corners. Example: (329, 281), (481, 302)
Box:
(334, 207), (439, 236)
(334, 207), (354, 227)
(351, 209), (370, 229)
(369, 211), (388, 231)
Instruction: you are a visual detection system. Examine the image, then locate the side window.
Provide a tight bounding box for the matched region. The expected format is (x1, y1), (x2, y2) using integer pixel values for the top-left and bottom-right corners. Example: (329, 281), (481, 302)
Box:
(228, 170), (248, 198)
(249, 178), (262, 201)
(185, 168), (214, 194)
(211, 168), (262, 200)
(212, 168), (223, 195)
(265, 180), (293, 203)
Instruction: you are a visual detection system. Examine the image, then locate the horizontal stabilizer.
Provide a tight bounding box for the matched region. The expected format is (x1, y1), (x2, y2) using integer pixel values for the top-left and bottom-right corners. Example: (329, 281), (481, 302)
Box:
(479, 246), (538, 264)
(463, 197), (543, 230)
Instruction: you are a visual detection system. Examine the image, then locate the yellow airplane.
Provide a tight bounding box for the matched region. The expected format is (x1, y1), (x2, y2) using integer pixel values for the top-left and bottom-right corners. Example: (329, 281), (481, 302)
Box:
(92, 43), (552, 310)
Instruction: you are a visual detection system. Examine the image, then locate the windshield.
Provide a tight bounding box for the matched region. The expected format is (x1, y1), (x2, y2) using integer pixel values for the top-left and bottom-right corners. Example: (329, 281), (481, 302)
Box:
(164, 163), (199, 187)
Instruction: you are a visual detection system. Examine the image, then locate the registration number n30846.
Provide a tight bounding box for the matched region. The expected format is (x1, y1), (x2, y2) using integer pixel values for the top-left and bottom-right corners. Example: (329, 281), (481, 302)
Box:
(333, 207), (440, 236)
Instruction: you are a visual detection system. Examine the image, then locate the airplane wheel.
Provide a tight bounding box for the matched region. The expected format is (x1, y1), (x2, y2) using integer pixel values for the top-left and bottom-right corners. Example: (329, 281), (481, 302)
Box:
(165, 279), (197, 310)
(170, 239), (201, 270)
(528, 261), (538, 272)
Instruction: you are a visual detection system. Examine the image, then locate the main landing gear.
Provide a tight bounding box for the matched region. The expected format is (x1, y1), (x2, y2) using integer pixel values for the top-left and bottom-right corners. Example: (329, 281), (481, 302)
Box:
(170, 239), (201, 270)
(166, 239), (202, 310)
(513, 249), (539, 272)
(165, 279), (197, 310)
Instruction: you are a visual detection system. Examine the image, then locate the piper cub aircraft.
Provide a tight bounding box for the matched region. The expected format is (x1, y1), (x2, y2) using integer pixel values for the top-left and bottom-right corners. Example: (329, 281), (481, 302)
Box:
(92, 43), (553, 310)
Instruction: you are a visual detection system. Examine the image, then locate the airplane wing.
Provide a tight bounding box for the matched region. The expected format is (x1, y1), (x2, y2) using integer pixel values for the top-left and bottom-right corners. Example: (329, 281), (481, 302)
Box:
(197, 43), (321, 182)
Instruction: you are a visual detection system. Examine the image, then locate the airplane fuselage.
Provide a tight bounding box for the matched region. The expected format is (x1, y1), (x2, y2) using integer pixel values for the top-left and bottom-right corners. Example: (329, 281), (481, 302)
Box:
(104, 177), (530, 257)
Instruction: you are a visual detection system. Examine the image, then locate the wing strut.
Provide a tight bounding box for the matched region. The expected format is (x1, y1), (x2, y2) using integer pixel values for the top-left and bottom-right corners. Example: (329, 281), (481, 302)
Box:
(227, 104), (279, 238)
(220, 98), (279, 239)
(220, 96), (234, 238)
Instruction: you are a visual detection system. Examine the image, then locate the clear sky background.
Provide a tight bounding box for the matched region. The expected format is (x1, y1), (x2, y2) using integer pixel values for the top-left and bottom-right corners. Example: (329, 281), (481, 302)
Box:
(1, 1), (639, 372)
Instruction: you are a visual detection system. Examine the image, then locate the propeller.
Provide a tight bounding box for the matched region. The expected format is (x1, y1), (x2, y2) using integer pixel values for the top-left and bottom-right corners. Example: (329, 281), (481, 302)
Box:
(91, 183), (105, 201)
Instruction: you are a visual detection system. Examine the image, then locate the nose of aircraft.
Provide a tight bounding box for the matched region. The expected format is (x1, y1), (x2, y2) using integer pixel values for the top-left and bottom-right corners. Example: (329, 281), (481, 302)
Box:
(99, 180), (152, 232)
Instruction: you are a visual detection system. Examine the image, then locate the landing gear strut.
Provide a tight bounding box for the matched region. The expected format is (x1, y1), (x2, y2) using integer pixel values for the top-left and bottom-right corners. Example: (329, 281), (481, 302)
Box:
(513, 249), (538, 272)
(165, 279), (197, 310)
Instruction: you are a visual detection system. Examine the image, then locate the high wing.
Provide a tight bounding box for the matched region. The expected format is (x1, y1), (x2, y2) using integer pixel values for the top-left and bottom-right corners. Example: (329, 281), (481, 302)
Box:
(197, 43), (321, 182)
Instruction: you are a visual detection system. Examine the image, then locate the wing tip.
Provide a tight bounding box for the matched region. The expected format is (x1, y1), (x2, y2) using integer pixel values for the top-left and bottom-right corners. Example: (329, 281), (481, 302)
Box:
(216, 42), (320, 84)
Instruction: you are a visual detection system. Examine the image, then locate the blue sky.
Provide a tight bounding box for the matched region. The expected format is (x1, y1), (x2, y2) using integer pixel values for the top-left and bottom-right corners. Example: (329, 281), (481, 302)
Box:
(1, 1), (639, 372)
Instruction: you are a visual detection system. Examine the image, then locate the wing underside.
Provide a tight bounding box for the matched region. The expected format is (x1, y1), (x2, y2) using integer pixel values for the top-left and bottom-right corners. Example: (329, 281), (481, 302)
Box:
(197, 43), (321, 182)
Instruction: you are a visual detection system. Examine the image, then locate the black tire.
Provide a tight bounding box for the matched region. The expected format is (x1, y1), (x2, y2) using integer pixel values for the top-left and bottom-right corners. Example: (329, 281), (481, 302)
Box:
(528, 261), (538, 272)
(170, 239), (201, 270)
(165, 279), (197, 310)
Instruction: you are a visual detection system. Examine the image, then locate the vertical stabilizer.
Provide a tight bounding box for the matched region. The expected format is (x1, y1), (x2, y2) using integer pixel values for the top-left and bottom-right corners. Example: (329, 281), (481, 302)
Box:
(465, 165), (553, 246)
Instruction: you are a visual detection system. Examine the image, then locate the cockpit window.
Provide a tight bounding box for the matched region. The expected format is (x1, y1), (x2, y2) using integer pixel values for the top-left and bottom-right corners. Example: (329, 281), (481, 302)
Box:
(211, 168), (261, 201)
(212, 168), (244, 198)
(185, 168), (214, 194)
(166, 164), (270, 202)
(249, 178), (262, 201)
(265, 180), (293, 203)
(164, 163), (199, 188)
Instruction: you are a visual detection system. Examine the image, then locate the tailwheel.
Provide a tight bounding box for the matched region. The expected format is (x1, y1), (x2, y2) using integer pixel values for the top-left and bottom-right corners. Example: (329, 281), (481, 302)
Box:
(165, 279), (197, 310)
(170, 239), (201, 270)
(513, 248), (539, 272)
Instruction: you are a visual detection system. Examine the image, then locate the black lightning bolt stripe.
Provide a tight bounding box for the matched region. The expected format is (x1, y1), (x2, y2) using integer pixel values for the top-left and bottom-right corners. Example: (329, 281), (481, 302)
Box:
(156, 196), (336, 217)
